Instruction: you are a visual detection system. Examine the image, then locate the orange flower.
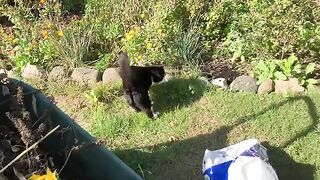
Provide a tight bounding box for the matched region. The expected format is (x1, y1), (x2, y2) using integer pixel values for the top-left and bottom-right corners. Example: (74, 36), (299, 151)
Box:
(39, 0), (46, 4)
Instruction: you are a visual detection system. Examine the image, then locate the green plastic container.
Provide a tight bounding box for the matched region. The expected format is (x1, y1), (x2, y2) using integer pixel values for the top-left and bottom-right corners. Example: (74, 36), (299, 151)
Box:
(12, 79), (142, 180)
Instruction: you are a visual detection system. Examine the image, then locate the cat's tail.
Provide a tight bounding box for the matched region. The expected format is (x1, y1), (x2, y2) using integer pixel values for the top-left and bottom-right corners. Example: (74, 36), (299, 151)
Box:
(118, 51), (131, 80)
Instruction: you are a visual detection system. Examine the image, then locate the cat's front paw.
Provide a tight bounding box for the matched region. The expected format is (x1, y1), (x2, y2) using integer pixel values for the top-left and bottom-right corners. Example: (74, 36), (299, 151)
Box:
(152, 111), (160, 119)
(129, 106), (139, 112)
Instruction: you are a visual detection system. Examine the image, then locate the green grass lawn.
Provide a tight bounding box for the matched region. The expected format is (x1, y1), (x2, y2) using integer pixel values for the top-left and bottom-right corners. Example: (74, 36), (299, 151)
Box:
(42, 77), (320, 180)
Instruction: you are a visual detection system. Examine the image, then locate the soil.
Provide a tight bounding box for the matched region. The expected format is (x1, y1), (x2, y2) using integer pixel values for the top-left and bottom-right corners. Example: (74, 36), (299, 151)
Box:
(200, 58), (251, 85)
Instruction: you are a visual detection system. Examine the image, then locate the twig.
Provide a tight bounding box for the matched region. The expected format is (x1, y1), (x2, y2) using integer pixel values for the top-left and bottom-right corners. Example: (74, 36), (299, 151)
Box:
(59, 141), (101, 174)
(32, 105), (54, 128)
(0, 125), (60, 174)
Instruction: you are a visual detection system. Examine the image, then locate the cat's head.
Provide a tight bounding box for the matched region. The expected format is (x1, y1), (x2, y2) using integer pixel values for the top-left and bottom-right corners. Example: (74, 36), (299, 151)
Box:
(149, 66), (165, 83)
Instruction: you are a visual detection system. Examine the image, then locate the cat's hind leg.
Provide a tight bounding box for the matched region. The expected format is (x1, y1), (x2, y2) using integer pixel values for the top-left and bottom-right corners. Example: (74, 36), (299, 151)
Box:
(124, 90), (140, 112)
(132, 90), (154, 119)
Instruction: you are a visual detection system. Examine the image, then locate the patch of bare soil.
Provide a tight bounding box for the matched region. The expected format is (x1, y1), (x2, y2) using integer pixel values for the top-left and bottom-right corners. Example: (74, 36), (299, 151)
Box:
(200, 59), (252, 84)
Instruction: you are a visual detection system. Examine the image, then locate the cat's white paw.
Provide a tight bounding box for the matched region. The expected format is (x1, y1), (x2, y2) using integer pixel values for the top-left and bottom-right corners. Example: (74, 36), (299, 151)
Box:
(153, 111), (159, 118)
(129, 106), (138, 112)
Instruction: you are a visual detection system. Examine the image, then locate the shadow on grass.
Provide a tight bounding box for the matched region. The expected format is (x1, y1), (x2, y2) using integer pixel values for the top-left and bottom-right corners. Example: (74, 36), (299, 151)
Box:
(150, 77), (207, 115)
(115, 96), (319, 180)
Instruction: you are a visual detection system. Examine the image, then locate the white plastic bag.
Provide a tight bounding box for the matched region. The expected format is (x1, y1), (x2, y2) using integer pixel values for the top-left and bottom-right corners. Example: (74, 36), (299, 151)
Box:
(202, 139), (279, 180)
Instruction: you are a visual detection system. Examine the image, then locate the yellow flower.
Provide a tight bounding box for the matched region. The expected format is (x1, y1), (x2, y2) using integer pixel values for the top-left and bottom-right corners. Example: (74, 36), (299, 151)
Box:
(57, 30), (64, 37)
(146, 43), (153, 49)
(42, 31), (49, 39)
(128, 30), (135, 36)
(29, 168), (57, 180)
(7, 34), (14, 42)
(11, 38), (17, 45)
(157, 29), (162, 34)
(125, 33), (134, 41)
(137, 55), (143, 60)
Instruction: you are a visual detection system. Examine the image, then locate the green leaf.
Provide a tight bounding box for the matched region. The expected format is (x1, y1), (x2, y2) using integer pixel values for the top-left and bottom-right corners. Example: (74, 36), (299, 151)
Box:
(305, 63), (316, 75)
(257, 74), (269, 84)
(293, 64), (302, 74)
(240, 55), (245, 62)
(287, 53), (298, 65)
(274, 71), (287, 80)
(306, 78), (318, 85)
(256, 61), (269, 72)
(268, 61), (276, 72)
(232, 50), (241, 61)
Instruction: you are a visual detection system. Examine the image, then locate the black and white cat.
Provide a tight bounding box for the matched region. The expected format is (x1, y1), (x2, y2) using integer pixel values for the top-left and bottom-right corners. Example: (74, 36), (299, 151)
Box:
(118, 51), (165, 119)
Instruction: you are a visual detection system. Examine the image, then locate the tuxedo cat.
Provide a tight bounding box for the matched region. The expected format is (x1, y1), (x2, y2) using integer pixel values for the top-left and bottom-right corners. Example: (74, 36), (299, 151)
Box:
(118, 51), (165, 119)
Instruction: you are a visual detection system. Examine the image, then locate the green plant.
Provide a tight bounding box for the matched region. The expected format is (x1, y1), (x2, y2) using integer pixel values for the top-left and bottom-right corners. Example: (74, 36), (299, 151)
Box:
(1, 1), (61, 72)
(201, 0), (320, 63)
(84, 89), (100, 104)
(51, 23), (94, 69)
(172, 21), (203, 69)
(95, 53), (113, 71)
(299, 63), (318, 88)
(252, 54), (317, 87)
(84, 83), (122, 105)
(275, 54), (302, 78)
(252, 60), (278, 84)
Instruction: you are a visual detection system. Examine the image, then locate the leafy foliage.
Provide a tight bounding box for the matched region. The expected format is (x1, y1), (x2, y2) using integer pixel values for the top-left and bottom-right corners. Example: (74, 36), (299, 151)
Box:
(252, 54), (317, 87)
(0, 0), (319, 81)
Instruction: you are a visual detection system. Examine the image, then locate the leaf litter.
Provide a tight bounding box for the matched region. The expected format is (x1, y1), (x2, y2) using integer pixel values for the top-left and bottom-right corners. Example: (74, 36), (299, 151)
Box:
(0, 68), (101, 179)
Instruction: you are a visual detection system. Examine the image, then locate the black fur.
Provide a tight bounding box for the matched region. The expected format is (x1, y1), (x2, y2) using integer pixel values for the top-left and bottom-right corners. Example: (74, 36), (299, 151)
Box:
(118, 51), (165, 118)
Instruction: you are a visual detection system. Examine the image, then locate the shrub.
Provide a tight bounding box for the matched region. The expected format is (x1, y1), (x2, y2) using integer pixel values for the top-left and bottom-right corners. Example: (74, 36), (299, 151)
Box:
(1, 1), (61, 72)
(1, 0), (319, 78)
(201, 0), (320, 63)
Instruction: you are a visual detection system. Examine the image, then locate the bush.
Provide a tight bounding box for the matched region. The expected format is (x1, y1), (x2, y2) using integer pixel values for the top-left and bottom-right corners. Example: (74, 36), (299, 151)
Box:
(0, 0), (319, 79)
(1, 2), (61, 72)
(201, 0), (320, 63)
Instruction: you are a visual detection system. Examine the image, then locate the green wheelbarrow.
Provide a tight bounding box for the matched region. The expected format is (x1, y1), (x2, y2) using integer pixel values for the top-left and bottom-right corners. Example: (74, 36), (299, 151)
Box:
(11, 79), (142, 180)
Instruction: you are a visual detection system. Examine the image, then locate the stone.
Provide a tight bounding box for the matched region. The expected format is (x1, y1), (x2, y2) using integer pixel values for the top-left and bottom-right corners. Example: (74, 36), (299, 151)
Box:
(230, 75), (258, 93)
(258, 79), (274, 94)
(102, 68), (121, 84)
(21, 64), (46, 79)
(274, 78), (304, 93)
(211, 78), (228, 89)
(71, 67), (101, 85)
(49, 66), (67, 80)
